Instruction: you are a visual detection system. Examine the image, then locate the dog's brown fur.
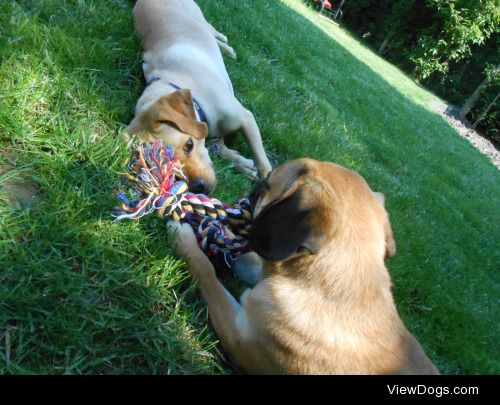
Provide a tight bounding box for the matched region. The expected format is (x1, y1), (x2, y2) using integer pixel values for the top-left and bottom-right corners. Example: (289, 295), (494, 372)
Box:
(170, 157), (438, 374)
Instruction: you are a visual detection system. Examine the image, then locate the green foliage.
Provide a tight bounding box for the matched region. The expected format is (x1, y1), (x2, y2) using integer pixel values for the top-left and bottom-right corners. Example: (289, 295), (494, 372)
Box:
(411, 0), (499, 79)
(0, 0), (499, 374)
(340, 0), (500, 140)
(467, 64), (500, 142)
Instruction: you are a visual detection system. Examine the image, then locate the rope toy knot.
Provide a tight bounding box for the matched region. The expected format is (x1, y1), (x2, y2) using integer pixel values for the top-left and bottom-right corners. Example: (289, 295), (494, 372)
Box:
(113, 140), (252, 267)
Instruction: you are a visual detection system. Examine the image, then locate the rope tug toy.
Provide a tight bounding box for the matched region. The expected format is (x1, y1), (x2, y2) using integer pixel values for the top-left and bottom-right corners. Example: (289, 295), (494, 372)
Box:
(113, 140), (252, 268)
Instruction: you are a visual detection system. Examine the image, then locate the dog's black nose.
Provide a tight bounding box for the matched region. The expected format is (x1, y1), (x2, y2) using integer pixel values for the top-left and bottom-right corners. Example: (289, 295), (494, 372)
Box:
(189, 177), (206, 194)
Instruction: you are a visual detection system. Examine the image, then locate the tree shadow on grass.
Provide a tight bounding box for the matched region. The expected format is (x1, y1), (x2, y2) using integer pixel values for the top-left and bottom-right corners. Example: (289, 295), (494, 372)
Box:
(2, 0), (499, 374)
(0, 1), (226, 374)
(0, 154), (230, 373)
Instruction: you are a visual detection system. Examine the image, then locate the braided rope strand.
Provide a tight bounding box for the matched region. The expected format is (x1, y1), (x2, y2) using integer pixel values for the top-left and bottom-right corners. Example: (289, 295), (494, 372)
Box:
(113, 141), (252, 267)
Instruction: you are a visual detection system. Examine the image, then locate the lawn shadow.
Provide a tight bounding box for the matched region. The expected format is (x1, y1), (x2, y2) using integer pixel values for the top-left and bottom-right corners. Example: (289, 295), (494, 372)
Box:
(2, 0), (499, 375)
(0, 1), (226, 374)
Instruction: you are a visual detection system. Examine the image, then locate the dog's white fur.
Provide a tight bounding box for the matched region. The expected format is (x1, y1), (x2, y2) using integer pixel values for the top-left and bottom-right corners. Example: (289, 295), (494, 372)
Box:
(126, 0), (272, 193)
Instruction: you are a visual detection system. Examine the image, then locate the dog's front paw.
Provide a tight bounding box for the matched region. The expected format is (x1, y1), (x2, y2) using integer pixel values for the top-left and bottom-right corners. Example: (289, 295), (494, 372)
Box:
(242, 157), (256, 171)
(167, 221), (200, 257)
(235, 163), (258, 180)
(257, 161), (273, 179)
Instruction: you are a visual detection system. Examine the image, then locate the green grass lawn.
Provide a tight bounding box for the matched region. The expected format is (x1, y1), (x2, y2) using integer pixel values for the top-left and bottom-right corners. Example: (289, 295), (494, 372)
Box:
(0, 0), (498, 374)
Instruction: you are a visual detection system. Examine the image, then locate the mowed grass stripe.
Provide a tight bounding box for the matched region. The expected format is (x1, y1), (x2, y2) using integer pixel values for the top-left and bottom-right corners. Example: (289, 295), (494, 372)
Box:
(0, 0), (498, 374)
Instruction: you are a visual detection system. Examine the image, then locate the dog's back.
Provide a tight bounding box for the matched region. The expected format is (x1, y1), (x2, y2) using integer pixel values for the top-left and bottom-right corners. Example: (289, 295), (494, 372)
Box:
(134, 0), (214, 51)
(237, 267), (439, 374)
(134, 0), (232, 97)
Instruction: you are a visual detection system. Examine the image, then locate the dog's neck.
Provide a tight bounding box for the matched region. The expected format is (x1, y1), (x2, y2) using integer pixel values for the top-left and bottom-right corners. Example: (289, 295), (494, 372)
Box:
(263, 234), (394, 308)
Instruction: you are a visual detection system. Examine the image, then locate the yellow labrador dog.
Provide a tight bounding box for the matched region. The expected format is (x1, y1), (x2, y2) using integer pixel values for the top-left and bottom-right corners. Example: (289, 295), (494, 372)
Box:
(169, 158), (439, 374)
(126, 0), (272, 194)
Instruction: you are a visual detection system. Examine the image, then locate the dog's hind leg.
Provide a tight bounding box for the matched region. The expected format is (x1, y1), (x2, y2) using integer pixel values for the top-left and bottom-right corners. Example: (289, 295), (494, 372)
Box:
(207, 22), (228, 43)
(207, 23), (237, 59)
(217, 39), (237, 59)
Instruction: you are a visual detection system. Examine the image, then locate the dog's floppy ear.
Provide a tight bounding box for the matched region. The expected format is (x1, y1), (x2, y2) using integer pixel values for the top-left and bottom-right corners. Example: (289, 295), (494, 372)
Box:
(125, 89), (208, 139)
(155, 89), (208, 139)
(374, 192), (396, 259)
(250, 190), (324, 262)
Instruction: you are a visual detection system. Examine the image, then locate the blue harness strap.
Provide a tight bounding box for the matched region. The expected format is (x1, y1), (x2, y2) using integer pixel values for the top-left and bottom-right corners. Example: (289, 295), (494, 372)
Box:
(146, 77), (207, 124)
(168, 82), (207, 124)
(147, 76), (161, 85)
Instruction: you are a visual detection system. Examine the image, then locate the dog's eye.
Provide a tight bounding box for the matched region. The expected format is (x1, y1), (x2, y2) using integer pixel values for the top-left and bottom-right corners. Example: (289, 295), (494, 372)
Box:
(183, 139), (194, 155)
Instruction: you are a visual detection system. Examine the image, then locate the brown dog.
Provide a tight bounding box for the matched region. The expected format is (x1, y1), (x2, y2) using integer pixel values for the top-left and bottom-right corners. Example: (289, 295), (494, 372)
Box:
(126, 0), (272, 194)
(169, 158), (439, 374)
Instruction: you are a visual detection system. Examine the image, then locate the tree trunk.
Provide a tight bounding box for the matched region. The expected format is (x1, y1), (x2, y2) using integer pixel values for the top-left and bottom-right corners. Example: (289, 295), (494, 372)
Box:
(460, 64), (500, 120)
(472, 90), (500, 129)
(378, 32), (392, 54)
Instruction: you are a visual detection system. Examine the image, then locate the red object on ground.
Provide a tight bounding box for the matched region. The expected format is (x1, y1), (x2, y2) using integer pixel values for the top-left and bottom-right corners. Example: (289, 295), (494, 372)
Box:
(314, 0), (332, 10)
